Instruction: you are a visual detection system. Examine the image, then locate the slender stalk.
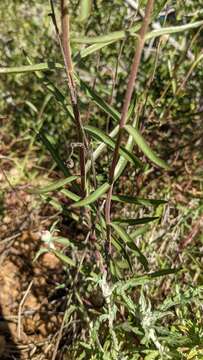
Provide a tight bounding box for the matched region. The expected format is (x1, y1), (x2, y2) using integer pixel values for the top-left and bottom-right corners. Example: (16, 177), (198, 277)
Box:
(50, 0), (88, 197)
(105, 0), (154, 258)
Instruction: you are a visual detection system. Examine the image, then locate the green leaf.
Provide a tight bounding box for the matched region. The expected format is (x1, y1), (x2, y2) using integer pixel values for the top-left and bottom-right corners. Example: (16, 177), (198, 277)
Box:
(111, 223), (148, 270)
(33, 247), (49, 262)
(77, 76), (136, 124)
(144, 350), (159, 360)
(150, 268), (182, 278)
(84, 125), (142, 168)
(28, 175), (78, 194)
(70, 182), (110, 208)
(114, 122), (136, 180)
(119, 268), (181, 291)
(53, 237), (73, 247)
(79, 79), (120, 122)
(41, 195), (64, 212)
(43, 81), (74, 122)
(61, 188), (81, 202)
(74, 42), (114, 63)
(52, 249), (76, 267)
(71, 23), (141, 44)
(25, 100), (38, 113)
(125, 125), (170, 169)
(111, 236), (133, 272)
(0, 62), (63, 74)
(130, 224), (150, 238)
(37, 130), (70, 176)
(145, 20), (203, 41)
(79, 0), (92, 22)
(110, 194), (167, 206)
(25, 56), (74, 123)
(153, 0), (168, 18)
(113, 217), (159, 226)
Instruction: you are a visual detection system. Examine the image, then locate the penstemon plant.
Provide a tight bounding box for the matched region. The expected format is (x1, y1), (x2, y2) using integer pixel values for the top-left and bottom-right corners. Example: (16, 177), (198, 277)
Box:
(1, 0), (203, 358)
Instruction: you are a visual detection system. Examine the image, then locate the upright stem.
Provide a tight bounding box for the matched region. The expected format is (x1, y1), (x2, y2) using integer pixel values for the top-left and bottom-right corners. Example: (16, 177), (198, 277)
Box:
(50, 0), (88, 197)
(105, 0), (154, 255)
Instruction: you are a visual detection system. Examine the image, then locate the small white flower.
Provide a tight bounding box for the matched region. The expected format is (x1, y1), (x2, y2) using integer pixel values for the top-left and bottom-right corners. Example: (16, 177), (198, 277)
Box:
(100, 271), (112, 301)
(41, 230), (55, 249)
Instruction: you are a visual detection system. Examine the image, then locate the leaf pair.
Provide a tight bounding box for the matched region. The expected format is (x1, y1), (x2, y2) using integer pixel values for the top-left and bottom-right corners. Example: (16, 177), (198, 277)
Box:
(74, 16), (201, 45)
(84, 125), (142, 168)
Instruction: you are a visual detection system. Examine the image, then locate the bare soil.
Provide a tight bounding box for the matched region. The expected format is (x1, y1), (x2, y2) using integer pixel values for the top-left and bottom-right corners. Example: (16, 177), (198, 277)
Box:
(0, 188), (65, 359)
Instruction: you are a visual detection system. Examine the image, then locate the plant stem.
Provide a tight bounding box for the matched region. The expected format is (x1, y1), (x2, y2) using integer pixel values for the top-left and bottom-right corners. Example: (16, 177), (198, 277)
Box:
(105, 0), (154, 258)
(50, 0), (88, 197)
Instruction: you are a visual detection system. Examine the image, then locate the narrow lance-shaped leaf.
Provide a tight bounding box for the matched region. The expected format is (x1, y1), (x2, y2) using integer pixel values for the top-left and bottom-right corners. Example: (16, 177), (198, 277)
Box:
(111, 222), (148, 271)
(25, 56), (74, 122)
(125, 125), (170, 170)
(37, 130), (70, 176)
(145, 20), (203, 40)
(114, 123), (135, 180)
(73, 42), (115, 63)
(153, 0), (168, 18)
(113, 217), (159, 226)
(43, 81), (74, 122)
(71, 23), (141, 44)
(110, 194), (167, 206)
(0, 62), (63, 74)
(28, 175), (78, 194)
(33, 248), (49, 263)
(70, 182), (110, 208)
(41, 194), (65, 212)
(60, 188), (81, 202)
(150, 268), (181, 278)
(130, 224), (150, 239)
(24, 55), (74, 124)
(78, 78), (120, 122)
(53, 237), (72, 247)
(111, 236), (133, 272)
(118, 268), (181, 291)
(52, 249), (76, 268)
(79, 0), (92, 22)
(84, 125), (142, 168)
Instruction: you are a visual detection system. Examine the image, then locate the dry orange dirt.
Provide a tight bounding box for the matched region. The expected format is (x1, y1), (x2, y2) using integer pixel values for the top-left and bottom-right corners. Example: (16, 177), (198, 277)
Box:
(0, 189), (65, 359)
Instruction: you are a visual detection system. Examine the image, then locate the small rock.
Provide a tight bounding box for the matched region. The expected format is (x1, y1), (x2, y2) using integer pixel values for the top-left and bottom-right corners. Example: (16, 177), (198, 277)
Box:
(38, 323), (47, 337)
(3, 216), (11, 224)
(30, 231), (41, 241)
(24, 318), (36, 335)
(41, 252), (60, 270)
